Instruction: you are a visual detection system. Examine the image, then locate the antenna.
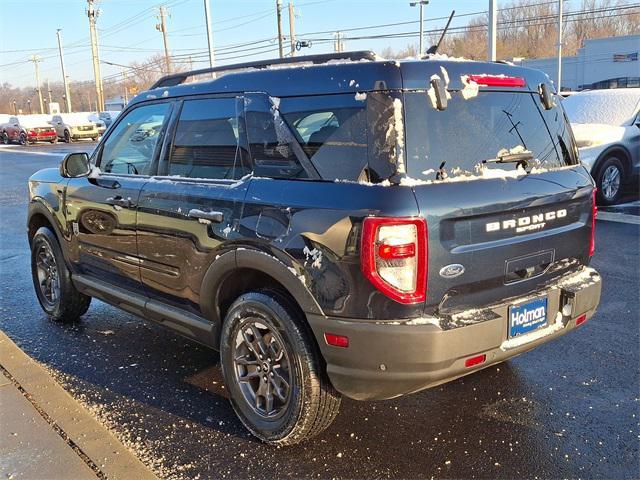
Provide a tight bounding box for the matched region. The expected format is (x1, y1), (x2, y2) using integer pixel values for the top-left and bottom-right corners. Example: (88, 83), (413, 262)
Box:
(426, 10), (455, 55)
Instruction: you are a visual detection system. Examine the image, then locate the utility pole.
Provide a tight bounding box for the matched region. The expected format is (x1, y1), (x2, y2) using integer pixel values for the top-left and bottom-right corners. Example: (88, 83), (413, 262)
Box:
(276, 0), (284, 58)
(288, 1), (296, 57)
(334, 31), (345, 52)
(87, 0), (104, 111)
(203, 0), (216, 71)
(156, 6), (172, 74)
(122, 67), (128, 105)
(488, 0), (497, 61)
(557, 0), (563, 91)
(56, 29), (72, 113)
(47, 79), (52, 106)
(410, 1), (428, 57)
(29, 55), (44, 114)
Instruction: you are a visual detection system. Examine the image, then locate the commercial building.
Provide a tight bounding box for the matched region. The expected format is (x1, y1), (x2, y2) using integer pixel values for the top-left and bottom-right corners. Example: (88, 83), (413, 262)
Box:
(519, 34), (639, 91)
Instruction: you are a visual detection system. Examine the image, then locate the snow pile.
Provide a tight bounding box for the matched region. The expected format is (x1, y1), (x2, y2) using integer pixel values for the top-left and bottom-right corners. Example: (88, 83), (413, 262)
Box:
(552, 267), (600, 290)
(460, 75), (479, 99)
(392, 98), (405, 173)
(405, 316), (440, 327)
(88, 165), (101, 179)
(562, 88), (640, 126)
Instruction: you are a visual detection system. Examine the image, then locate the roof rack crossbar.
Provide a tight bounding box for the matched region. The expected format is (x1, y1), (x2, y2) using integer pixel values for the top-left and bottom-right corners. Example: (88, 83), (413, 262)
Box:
(150, 50), (378, 90)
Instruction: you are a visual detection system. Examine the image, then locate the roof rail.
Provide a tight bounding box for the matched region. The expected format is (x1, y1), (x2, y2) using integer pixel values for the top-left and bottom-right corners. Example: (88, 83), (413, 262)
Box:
(149, 50), (378, 89)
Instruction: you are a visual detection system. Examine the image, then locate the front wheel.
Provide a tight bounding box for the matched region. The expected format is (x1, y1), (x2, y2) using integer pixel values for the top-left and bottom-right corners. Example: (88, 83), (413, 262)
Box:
(30, 227), (91, 322)
(1, 132), (8, 144)
(64, 130), (72, 143)
(596, 156), (624, 205)
(18, 133), (27, 146)
(220, 291), (341, 445)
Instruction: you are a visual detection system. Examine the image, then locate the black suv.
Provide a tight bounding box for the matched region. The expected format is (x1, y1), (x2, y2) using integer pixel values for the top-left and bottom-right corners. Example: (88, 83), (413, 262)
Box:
(28, 51), (602, 445)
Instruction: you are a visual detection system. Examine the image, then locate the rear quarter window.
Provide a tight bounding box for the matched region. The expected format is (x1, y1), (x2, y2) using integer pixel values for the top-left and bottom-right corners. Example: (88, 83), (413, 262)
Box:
(280, 94), (368, 182)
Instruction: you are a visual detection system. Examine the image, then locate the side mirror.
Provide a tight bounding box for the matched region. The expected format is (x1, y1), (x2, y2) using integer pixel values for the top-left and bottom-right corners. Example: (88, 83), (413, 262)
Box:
(60, 152), (91, 178)
(539, 82), (555, 110)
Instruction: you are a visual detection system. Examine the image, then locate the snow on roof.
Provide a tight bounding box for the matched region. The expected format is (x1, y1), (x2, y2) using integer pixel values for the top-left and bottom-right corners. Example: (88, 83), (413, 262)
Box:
(562, 88), (640, 126)
(59, 112), (96, 125)
(17, 114), (53, 128)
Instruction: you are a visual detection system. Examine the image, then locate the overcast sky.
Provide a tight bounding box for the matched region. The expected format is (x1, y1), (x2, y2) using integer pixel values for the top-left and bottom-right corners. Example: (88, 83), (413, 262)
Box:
(0, 0), (492, 88)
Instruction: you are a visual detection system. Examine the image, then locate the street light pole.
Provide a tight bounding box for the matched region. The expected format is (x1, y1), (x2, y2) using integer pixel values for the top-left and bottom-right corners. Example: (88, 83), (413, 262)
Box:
(410, 1), (429, 57)
(203, 0), (216, 72)
(557, 0), (563, 91)
(488, 0), (497, 61)
(56, 29), (72, 113)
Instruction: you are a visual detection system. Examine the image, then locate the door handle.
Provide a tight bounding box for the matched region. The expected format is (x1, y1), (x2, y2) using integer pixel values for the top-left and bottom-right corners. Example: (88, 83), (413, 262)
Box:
(106, 196), (134, 208)
(188, 209), (224, 223)
(90, 177), (120, 189)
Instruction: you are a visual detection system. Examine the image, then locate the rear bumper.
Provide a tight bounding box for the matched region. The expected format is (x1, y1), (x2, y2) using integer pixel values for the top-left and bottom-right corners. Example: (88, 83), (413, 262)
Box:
(308, 267), (602, 400)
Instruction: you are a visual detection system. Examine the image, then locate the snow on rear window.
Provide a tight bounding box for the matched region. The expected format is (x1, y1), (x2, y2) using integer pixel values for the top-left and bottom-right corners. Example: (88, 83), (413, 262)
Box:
(562, 89), (640, 126)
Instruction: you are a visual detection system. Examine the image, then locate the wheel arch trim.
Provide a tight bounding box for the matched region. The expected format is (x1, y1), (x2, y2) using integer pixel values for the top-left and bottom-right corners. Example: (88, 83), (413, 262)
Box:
(200, 248), (324, 334)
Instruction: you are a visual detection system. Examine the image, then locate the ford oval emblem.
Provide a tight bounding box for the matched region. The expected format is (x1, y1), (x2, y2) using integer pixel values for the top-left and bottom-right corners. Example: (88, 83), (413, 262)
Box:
(439, 264), (465, 279)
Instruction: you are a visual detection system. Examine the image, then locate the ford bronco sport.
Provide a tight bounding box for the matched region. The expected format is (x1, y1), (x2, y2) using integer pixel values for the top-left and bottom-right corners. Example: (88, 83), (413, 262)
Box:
(28, 51), (602, 445)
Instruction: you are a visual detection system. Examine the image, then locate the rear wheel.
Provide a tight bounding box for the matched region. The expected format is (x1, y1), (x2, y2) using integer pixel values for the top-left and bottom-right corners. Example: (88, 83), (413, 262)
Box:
(30, 227), (91, 322)
(1, 132), (7, 144)
(596, 156), (624, 205)
(220, 290), (341, 445)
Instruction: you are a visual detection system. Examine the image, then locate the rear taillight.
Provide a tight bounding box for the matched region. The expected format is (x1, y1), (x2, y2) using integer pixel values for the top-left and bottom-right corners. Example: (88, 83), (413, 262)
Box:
(361, 217), (427, 304)
(589, 189), (597, 257)
(465, 74), (526, 88)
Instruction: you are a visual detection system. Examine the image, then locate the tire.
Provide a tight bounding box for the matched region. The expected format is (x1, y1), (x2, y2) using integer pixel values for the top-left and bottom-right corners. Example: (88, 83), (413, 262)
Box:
(50, 138), (57, 144)
(220, 290), (341, 445)
(30, 227), (91, 322)
(595, 156), (624, 205)
(1, 132), (8, 145)
(18, 133), (27, 146)
(64, 130), (72, 143)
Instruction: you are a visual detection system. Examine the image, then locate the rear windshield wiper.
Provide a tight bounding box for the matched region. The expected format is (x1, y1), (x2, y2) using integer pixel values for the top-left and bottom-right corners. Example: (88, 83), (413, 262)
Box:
(482, 150), (534, 170)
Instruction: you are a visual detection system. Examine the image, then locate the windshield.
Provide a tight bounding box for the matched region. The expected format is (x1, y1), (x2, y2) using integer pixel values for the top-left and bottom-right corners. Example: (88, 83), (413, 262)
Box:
(404, 91), (577, 180)
(562, 89), (640, 126)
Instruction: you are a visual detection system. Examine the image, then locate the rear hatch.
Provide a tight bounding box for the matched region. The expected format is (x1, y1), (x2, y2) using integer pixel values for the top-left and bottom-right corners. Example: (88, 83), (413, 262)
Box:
(399, 61), (595, 314)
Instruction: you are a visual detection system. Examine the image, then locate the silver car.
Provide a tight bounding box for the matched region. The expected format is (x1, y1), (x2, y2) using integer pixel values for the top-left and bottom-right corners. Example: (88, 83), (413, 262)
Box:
(51, 113), (100, 142)
(563, 88), (640, 205)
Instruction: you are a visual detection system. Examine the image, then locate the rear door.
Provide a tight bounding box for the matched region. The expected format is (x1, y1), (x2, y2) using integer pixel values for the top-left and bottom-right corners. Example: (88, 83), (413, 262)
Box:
(136, 96), (251, 314)
(65, 101), (172, 293)
(401, 87), (594, 313)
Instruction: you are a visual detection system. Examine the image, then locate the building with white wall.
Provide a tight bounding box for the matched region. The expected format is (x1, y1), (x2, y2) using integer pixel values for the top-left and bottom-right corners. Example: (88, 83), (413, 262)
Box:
(519, 34), (639, 91)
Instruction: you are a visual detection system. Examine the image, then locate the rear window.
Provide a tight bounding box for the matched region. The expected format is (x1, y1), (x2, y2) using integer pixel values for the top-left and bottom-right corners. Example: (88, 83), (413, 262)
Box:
(404, 91), (577, 180)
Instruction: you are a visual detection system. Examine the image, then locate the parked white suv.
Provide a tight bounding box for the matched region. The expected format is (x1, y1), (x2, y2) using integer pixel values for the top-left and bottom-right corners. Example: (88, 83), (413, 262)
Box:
(563, 88), (640, 205)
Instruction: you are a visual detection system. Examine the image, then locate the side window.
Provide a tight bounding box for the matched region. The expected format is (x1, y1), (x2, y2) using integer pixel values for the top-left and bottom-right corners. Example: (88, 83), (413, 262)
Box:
(280, 94), (368, 181)
(100, 102), (170, 176)
(245, 93), (308, 179)
(168, 97), (250, 180)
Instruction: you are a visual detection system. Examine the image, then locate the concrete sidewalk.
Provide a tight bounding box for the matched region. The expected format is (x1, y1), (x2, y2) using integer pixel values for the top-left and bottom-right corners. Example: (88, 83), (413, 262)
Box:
(0, 331), (158, 480)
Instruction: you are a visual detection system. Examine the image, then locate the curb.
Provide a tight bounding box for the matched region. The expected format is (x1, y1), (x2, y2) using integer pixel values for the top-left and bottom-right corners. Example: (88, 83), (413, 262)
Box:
(596, 211), (640, 225)
(0, 331), (158, 480)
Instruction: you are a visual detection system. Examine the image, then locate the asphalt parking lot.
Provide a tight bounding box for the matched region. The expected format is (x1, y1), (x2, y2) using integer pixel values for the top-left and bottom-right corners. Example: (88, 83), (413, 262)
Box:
(1, 142), (638, 479)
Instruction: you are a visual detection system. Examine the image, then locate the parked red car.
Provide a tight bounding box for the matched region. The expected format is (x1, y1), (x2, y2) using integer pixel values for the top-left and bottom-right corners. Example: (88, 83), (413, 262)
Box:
(1, 115), (57, 145)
